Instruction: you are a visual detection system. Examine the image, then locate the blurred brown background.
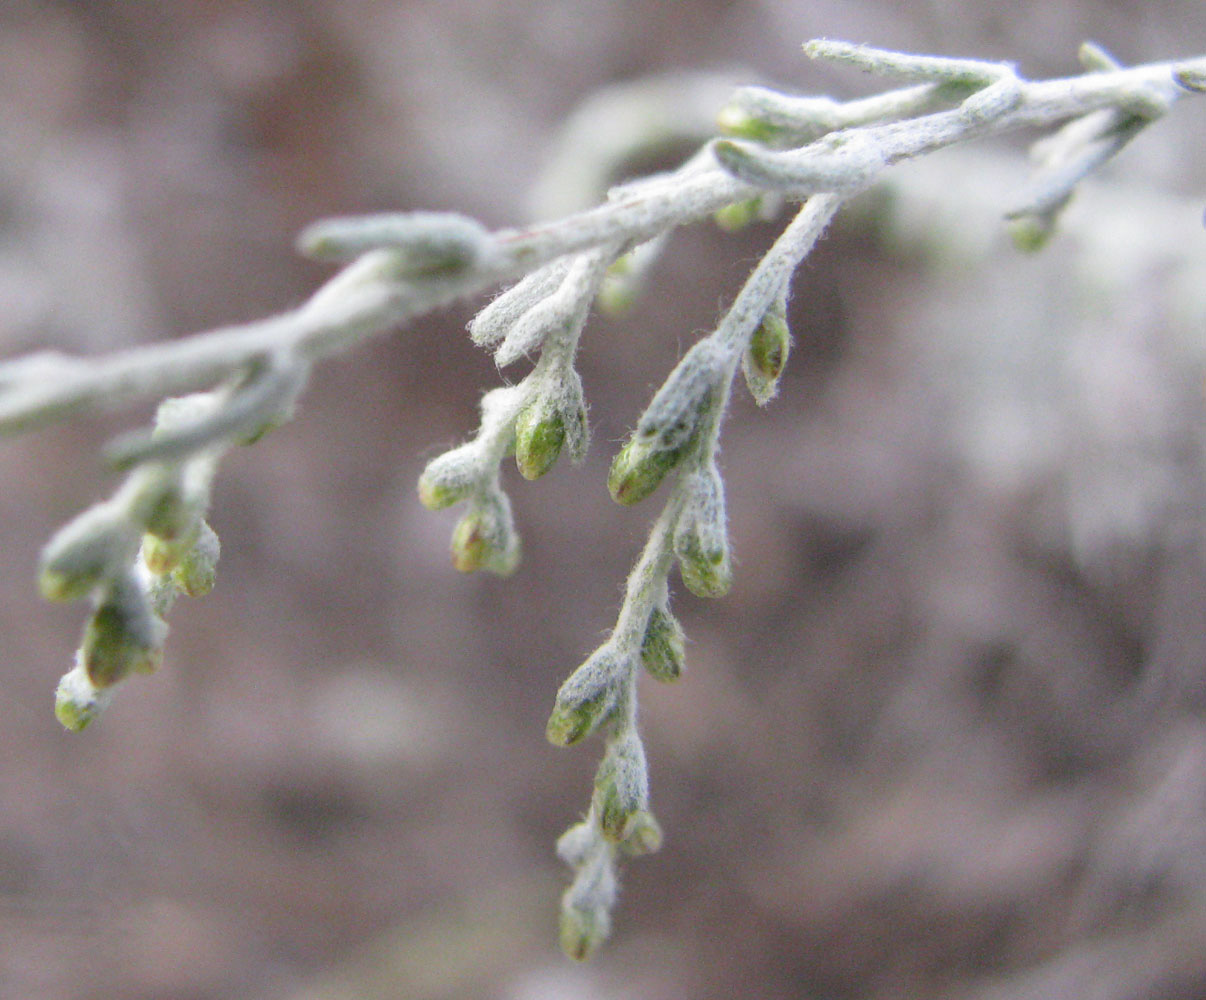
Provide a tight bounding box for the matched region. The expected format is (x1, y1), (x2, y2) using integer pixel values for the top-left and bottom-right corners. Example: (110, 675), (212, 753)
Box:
(1, 2), (1205, 998)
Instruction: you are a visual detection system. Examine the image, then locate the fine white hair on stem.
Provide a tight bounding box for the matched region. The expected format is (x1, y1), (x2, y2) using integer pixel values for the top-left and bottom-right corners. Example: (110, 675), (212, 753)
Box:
(1, 38), (1204, 960)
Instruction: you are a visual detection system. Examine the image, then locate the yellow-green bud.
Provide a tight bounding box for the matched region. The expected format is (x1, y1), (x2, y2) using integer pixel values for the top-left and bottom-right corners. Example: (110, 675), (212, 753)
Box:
(39, 505), (136, 602)
(674, 464), (732, 599)
(640, 605), (685, 682)
(142, 523), (200, 576)
(450, 513), (488, 572)
(716, 102), (783, 142)
(619, 810), (663, 857)
(593, 731), (649, 843)
(54, 655), (114, 732)
(559, 898), (610, 962)
(714, 197), (764, 232)
(607, 433), (688, 505)
(169, 521), (220, 597)
(82, 585), (167, 687)
(743, 299), (791, 406)
(417, 443), (479, 511)
(546, 647), (619, 746)
(1006, 213), (1057, 253)
(449, 492), (520, 576)
(514, 403), (565, 480)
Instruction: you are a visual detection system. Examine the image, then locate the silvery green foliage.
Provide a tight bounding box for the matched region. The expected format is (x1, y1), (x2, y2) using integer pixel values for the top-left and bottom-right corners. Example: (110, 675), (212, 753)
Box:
(1, 39), (1204, 957)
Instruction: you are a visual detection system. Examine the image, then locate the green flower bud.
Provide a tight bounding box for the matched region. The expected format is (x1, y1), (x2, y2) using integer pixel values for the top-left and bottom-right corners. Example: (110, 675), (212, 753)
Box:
(640, 604), (685, 682)
(39, 504), (137, 602)
(54, 654), (115, 732)
(546, 646), (620, 746)
(514, 402), (565, 480)
(82, 577), (168, 687)
(619, 810), (663, 857)
(593, 731), (649, 843)
(609, 339), (722, 505)
(169, 520), (221, 597)
(714, 197), (764, 232)
(559, 896), (610, 962)
(1006, 213), (1057, 253)
(417, 443), (479, 510)
(558, 850), (617, 961)
(674, 463), (732, 599)
(142, 522), (200, 576)
(607, 432), (689, 505)
(450, 491), (519, 576)
(743, 297), (791, 406)
(716, 102), (784, 143)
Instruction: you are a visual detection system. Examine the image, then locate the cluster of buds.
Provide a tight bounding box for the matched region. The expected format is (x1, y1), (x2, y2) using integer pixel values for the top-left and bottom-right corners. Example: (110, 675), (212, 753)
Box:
(419, 243), (607, 577)
(40, 369), (313, 730)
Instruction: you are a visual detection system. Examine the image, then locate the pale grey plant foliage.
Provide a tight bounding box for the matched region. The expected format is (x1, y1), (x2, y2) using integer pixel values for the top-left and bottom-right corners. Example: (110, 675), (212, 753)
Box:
(1, 39), (1204, 959)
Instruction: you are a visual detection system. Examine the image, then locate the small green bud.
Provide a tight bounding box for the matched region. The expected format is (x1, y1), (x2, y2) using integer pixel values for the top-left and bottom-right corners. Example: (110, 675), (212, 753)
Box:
(54, 655), (115, 732)
(674, 463), (732, 599)
(450, 513), (487, 572)
(559, 897), (610, 962)
(593, 730), (649, 843)
(743, 298), (791, 405)
(619, 810), (664, 857)
(169, 520), (220, 597)
(1006, 213), (1057, 253)
(607, 433), (689, 505)
(81, 577), (168, 687)
(450, 491), (519, 576)
(558, 850), (617, 962)
(514, 402), (565, 480)
(142, 522), (201, 576)
(597, 265), (638, 316)
(716, 102), (784, 143)
(640, 605), (685, 682)
(610, 339), (721, 503)
(418, 444), (479, 510)
(714, 197), (764, 232)
(547, 647), (620, 746)
(1175, 63), (1206, 93)
(39, 504), (137, 602)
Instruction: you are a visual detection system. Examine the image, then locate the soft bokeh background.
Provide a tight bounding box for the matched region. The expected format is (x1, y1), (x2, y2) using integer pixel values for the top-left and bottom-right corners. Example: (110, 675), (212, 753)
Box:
(1, 2), (1205, 998)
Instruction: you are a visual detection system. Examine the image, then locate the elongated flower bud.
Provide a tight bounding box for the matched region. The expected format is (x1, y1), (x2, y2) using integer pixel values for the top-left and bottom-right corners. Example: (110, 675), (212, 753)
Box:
(546, 645), (621, 746)
(169, 520), (221, 597)
(674, 463), (732, 598)
(559, 886), (612, 962)
(593, 730), (649, 842)
(743, 295), (791, 405)
(714, 197), (764, 232)
(82, 575), (168, 687)
(609, 339), (722, 504)
(640, 604), (685, 682)
(417, 443), (479, 510)
(450, 489), (519, 576)
(54, 652), (116, 732)
(619, 810), (664, 857)
(141, 524), (200, 576)
(558, 848), (617, 961)
(514, 401), (566, 480)
(607, 432), (689, 505)
(39, 504), (137, 602)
